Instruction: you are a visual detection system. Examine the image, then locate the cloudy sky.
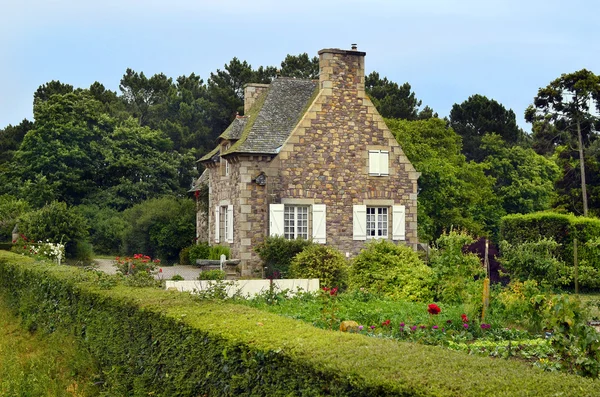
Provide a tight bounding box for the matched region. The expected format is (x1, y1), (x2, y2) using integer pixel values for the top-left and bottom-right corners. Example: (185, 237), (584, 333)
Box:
(1, 0), (598, 131)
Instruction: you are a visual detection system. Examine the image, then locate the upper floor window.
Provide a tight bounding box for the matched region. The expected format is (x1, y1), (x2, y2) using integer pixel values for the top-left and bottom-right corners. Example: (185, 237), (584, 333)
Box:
(369, 150), (389, 176)
(221, 143), (231, 176)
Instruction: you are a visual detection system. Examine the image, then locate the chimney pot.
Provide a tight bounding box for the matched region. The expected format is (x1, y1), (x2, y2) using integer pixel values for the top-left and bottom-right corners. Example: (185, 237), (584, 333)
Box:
(351, 43), (357, 50)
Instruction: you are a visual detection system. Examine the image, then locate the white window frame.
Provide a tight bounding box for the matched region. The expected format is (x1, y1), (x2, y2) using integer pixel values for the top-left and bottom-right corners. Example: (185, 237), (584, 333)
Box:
(366, 207), (388, 239)
(284, 205), (309, 240)
(224, 143), (231, 176)
(368, 150), (389, 176)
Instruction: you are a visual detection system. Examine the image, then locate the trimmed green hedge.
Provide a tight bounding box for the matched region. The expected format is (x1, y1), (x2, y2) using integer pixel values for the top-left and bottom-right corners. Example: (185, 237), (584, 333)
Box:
(1, 251), (599, 396)
(500, 212), (600, 264)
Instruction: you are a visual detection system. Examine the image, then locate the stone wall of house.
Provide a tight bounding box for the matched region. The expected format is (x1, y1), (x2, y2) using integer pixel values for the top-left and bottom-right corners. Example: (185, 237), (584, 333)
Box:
(269, 48), (419, 256)
(207, 153), (274, 277)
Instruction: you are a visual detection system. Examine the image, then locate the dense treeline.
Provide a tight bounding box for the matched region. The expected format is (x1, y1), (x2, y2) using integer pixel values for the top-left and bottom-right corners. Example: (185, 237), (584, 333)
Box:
(0, 53), (598, 258)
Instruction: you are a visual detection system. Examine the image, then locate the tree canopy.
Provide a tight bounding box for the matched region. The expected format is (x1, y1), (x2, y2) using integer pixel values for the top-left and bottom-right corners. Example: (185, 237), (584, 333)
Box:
(449, 94), (525, 162)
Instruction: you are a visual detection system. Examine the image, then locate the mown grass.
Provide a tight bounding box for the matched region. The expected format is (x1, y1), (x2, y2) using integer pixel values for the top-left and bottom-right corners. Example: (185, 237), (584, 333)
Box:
(0, 295), (100, 397)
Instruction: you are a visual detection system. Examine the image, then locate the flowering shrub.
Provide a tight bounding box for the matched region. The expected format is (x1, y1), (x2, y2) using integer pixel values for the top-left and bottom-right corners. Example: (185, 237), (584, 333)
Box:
(114, 254), (160, 287)
(427, 304), (441, 315)
(10, 235), (65, 264)
(319, 286), (340, 330)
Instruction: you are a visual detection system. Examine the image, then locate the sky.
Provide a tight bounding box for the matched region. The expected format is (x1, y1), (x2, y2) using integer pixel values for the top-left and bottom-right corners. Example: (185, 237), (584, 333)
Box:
(1, 0), (599, 132)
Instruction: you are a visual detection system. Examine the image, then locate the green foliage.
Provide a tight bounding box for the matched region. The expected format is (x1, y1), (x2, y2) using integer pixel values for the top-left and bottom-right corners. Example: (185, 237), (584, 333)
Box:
(170, 274), (184, 281)
(178, 246), (191, 266)
(480, 134), (559, 215)
(547, 294), (600, 377)
(255, 236), (314, 278)
(3, 251), (600, 395)
(365, 72), (434, 120)
(0, 194), (29, 241)
(499, 212), (600, 286)
(121, 197), (195, 261)
(76, 205), (126, 255)
(3, 251), (600, 394)
(493, 280), (551, 333)
(188, 242), (210, 264)
(578, 237), (600, 288)
(526, 69), (600, 216)
(0, 294), (99, 397)
(388, 118), (503, 241)
(197, 269), (226, 281)
(429, 230), (485, 304)
(349, 240), (433, 301)
(449, 94), (525, 162)
(18, 201), (89, 258)
(499, 238), (571, 288)
(208, 245), (230, 260)
(289, 245), (349, 289)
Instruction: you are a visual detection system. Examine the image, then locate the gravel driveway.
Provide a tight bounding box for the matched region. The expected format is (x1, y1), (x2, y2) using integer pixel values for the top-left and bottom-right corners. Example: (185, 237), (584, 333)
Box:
(93, 259), (203, 280)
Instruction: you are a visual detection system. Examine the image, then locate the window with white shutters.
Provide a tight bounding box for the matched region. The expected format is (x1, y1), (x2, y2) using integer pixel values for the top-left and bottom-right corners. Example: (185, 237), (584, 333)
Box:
(368, 150), (389, 176)
(354, 204), (406, 241)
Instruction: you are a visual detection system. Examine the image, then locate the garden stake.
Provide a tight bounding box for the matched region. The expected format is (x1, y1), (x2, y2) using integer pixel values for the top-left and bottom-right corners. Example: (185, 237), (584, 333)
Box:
(574, 238), (579, 295)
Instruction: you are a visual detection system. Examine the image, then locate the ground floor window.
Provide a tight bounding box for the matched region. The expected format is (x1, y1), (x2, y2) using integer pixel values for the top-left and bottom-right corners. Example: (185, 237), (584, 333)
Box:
(284, 205), (309, 240)
(366, 207), (388, 238)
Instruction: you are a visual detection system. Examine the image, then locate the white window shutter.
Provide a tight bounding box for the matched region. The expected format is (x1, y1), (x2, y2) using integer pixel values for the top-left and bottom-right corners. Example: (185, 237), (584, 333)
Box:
(368, 151), (379, 175)
(214, 206), (220, 243)
(312, 204), (327, 244)
(353, 205), (367, 241)
(380, 151), (389, 175)
(392, 205), (406, 241)
(227, 204), (234, 243)
(269, 204), (284, 237)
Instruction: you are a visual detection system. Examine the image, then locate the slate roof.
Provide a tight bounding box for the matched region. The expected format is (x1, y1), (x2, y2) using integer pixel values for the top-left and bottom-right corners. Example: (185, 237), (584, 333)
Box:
(218, 116), (248, 141)
(199, 77), (318, 162)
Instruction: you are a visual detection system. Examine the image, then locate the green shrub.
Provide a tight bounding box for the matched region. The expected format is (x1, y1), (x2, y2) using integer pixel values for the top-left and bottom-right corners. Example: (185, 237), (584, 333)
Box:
(349, 240), (434, 301)
(429, 230), (485, 304)
(189, 242), (210, 264)
(179, 246), (191, 266)
(0, 194), (29, 241)
(499, 238), (571, 288)
(72, 240), (94, 264)
(289, 245), (349, 289)
(121, 197), (195, 261)
(255, 236), (313, 278)
(198, 269), (226, 280)
(208, 245), (230, 260)
(500, 212), (600, 269)
(76, 205), (127, 255)
(171, 274), (184, 281)
(18, 201), (89, 258)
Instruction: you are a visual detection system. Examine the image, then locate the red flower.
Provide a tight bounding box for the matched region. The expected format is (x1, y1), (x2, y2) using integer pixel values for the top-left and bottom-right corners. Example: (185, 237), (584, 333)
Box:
(330, 287), (338, 296)
(427, 304), (441, 315)
(381, 319), (391, 327)
(159, 268), (163, 273)
(461, 314), (469, 323)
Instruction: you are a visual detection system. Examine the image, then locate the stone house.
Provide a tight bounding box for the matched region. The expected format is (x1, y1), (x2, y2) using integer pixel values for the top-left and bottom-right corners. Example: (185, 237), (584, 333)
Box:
(194, 47), (419, 276)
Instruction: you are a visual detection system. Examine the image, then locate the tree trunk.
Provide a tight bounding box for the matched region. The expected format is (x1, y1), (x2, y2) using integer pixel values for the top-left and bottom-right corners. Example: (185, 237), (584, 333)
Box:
(576, 119), (588, 216)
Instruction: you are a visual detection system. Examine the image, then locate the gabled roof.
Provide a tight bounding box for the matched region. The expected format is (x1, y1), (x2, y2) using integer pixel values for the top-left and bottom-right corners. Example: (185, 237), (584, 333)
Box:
(199, 77), (318, 162)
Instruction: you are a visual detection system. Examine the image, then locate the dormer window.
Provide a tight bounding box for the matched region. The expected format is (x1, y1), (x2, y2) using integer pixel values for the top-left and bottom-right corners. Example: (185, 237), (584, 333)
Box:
(221, 143), (231, 176)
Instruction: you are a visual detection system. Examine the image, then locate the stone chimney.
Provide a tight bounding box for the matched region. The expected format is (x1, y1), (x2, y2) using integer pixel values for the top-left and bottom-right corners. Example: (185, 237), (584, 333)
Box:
(318, 46), (366, 94)
(243, 83), (270, 114)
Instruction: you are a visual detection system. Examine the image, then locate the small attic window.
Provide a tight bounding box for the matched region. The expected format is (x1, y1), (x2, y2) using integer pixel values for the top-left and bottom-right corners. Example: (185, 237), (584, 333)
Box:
(221, 143), (231, 176)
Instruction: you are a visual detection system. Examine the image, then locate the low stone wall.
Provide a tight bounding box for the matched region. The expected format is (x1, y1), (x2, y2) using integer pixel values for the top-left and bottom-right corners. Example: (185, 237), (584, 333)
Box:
(165, 278), (320, 298)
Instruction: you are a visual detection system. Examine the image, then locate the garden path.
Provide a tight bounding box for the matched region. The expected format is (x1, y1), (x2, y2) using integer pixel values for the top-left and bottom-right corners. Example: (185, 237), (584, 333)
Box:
(93, 259), (202, 280)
